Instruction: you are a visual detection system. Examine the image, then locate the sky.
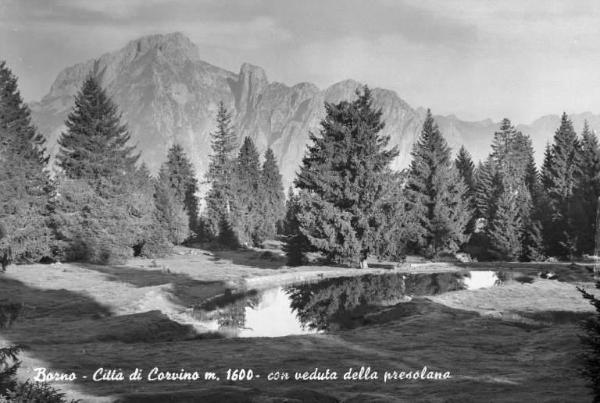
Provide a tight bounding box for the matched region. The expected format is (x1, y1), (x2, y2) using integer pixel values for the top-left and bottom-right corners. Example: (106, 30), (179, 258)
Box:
(1, 0), (600, 123)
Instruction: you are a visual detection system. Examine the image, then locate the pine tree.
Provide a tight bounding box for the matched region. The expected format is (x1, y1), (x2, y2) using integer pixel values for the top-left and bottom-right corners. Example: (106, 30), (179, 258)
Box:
(577, 121), (600, 254)
(375, 170), (423, 260)
(57, 75), (138, 194)
(455, 146), (475, 193)
(163, 144), (199, 236)
(205, 102), (237, 239)
(282, 187), (310, 265)
(292, 87), (398, 268)
(54, 176), (132, 263)
(405, 110), (470, 256)
(490, 119), (533, 219)
(0, 61), (54, 265)
(231, 137), (263, 246)
(283, 186), (297, 237)
(472, 119), (539, 261)
(487, 192), (523, 260)
(258, 148), (286, 240)
(127, 163), (171, 257)
(541, 113), (582, 259)
(154, 164), (190, 246)
(473, 159), (500, 223)
(455, 146), (476, 234)
(55, 75), (171, 263)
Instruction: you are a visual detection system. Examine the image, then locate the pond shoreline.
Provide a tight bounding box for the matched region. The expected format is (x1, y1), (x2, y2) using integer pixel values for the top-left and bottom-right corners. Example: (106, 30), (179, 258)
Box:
(0, 250), (597, 402)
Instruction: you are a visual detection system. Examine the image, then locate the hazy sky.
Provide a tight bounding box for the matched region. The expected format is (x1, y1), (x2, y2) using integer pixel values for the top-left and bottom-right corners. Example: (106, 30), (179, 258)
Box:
(1, 0), (600, 122)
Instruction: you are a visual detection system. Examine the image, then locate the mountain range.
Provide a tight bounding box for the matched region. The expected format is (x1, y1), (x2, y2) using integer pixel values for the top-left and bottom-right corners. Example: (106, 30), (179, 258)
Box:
(29, 32), (600, 190)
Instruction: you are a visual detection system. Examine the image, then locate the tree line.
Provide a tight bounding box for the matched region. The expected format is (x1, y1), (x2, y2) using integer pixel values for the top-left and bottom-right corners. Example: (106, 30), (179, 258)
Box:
(0, 62), (286, 266)
(283, 88), (600, 267)
(2, 59), (600, 267)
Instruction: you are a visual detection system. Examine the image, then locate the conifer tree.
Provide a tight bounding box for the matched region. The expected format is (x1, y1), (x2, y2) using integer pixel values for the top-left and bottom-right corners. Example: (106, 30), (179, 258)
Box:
(231, 137), (263, 246)
(258, 148), (286, 240)
(473, 159), (500, 223)
(540, 113), (582, 259)
(577, 121), (600, 254)
(487, 192), (523, 260)
(455, 146), (476, 234)
(155, 164), (190, 245)
(57, 75), (138, 194)
(490, 119), (533, 216)
(376, 170), (423, 260)
(282, 187), (310, 265)
(55, 75), (170, 262)
(163, 144), (199, 235)
(472, 119), (540, 261)
(0, 61), (54, 265)
(405, 110), (470, 256)
(292, 87), (398, 268)
(455, 146), (475, 194)
(519, 138), (546, 261)
(283, 186), (297, 237)
(205, 102), (237, 239)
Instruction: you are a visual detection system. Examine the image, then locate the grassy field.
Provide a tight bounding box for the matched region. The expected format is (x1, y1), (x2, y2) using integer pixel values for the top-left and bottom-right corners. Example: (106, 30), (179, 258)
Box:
(0, 246), (598, 402)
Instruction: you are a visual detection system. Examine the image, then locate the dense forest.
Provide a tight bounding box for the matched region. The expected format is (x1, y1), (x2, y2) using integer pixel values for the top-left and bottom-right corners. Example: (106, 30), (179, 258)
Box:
(1, 61), (600, 268)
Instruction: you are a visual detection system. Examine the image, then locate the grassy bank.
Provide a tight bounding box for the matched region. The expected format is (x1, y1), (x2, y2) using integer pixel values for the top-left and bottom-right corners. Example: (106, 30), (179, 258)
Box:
(0, 247), (597, 402)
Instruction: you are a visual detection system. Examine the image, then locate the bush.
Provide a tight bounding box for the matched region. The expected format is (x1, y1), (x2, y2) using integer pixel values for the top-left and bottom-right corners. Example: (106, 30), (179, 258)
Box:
(1, 381), (78, 403)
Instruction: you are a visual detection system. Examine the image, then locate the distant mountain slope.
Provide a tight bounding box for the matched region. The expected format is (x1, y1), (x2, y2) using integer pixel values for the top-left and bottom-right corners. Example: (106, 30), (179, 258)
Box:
(29, 32), (599, 189)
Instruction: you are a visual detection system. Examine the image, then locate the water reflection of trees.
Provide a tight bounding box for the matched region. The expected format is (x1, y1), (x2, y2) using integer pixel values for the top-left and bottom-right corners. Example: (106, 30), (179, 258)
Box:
(286, 273), (465, 331)
(194, 291), (260, 333)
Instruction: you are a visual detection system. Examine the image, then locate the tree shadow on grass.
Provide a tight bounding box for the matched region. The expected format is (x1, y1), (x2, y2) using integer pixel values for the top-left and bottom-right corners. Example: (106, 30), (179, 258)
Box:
(208, 248), (287, 270)
(76, 263), (230, 308)
(0, 275), (202, 398)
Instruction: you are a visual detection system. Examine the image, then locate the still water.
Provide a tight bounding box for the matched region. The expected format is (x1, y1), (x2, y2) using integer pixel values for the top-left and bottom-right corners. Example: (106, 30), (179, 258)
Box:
(192, 270), (519, 338)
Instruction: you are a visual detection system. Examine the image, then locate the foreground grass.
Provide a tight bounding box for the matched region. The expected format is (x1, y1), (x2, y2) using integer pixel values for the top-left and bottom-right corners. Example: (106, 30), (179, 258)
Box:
(0, 247), (597, 402)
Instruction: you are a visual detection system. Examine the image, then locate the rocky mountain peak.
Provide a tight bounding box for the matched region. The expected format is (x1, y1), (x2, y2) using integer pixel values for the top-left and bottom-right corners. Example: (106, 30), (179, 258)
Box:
(122, 32), (200, 63)
(29, 32), (599, 193)
(324, 79), (363, 102)
(237, 63), (269, 113)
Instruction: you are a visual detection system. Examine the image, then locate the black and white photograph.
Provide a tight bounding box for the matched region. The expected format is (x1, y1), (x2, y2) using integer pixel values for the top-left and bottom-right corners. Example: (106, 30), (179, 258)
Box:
(1, 0), (600, 401)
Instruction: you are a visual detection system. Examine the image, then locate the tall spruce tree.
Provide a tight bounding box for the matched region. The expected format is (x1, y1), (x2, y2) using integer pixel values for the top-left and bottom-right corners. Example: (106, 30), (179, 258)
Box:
(283, 187), (311, 266)
(455, 146), (476, 234)
(577, 121), (600, 254)
(205, 102), (237, 239)
(455, 146), (475, 193)
(163, 144), (199, 236)
(473, 158), (501, 223)
(405, 110), (470, 256)
(485, 119), (535, 260)
(376, 170), (423, 260)
(155, 164), (190, 245)
(540, 113), (582, 259)
(57, 75), (138, 193)
(522, 149), (545, 261)
(487, 192), (523, 260)
(231, 137), (263, 246)
(55, 75), (170, 263)
(0, 61), (54, 265)
(292, 87), (398, 268)
(257, 148), (286, 240)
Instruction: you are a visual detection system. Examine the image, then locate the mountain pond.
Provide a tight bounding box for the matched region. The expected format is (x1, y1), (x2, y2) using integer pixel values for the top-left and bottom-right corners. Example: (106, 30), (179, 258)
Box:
(191, 270), (533, 338)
